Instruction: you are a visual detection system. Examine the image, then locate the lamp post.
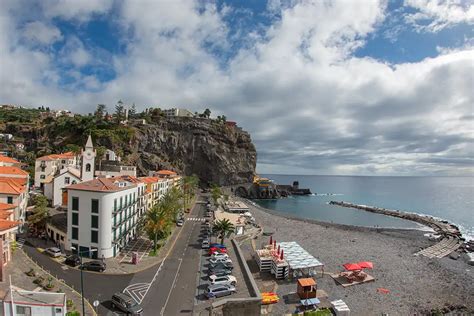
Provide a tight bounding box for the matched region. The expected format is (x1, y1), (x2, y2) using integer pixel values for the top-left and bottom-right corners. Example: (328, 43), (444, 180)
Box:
(70, 247), (97, 316)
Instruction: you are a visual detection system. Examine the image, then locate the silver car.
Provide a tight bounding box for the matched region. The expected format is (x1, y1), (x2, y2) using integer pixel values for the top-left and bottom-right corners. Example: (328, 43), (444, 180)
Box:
(206, 284), (236, 298)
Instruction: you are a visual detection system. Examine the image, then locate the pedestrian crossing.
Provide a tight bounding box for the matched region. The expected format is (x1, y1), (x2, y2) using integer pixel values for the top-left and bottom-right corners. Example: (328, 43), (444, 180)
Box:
(187, 217), (205, 222)
(15, 238), (26, 249)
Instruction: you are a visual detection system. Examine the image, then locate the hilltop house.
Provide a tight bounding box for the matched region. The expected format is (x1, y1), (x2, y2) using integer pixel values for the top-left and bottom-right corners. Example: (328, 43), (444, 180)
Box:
(34, 152), (77, 189)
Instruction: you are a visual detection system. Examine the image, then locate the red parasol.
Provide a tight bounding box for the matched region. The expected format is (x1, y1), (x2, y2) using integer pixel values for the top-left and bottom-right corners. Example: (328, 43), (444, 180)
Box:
(277, 244), (281, 255)
(269, 236), (273, 245)
(343, 263), (362, 271)
(357, 261), (374, 269)
(280, 249), (284, 260)
(273, 240), (276, 249)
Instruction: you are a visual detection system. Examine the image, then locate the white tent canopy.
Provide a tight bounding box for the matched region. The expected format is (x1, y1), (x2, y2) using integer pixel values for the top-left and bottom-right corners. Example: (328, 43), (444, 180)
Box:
(278, 241), (323, 270)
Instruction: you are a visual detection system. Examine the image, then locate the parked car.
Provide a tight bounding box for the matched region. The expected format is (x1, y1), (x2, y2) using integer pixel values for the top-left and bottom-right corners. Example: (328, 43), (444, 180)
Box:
(176, 219), (184, 227)
(209, 262), (234, 271)
(64, 255), (81, 267)
(111, 292), (143, 315)
(209, 243), (226, 249)
(211, 253), (229, 260)
(208, 268), (233, 277)
(209, 275), (237, 286)
(81, 260), (106, 272)
(209, 257), (232, 266)
(45, 247), (62, 258)
(206, 284), (236, 298)
(202, 240), (210, 249)
(208, 247), (227, 255)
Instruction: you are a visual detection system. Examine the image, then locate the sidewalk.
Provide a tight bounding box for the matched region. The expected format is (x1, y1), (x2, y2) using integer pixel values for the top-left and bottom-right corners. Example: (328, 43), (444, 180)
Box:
(0, 249), (96, 315)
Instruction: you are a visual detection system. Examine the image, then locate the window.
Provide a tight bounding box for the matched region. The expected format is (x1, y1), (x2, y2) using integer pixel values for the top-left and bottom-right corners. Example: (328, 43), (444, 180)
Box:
(40, 175), (46, 179)
(61, 160), (66, 164)
(40, 166), (45, 172)
(16, 306), (31, 314)
(72, 197), (79, 211)
(120, 197), (123, 209)
(7, 196), (13, 204)
(91, 215), (99, 229)
(86, 163), (91, 172)
(114, 198), (117, 212)
(91, 199), (99, 213)
(91, 230), (98, 243)
(72, 213), (78, 225)
(65, 177), (70, 184)
(125, 195), (128, 206)
(55, 308), (62, 313)
(72, 227), (78, 240)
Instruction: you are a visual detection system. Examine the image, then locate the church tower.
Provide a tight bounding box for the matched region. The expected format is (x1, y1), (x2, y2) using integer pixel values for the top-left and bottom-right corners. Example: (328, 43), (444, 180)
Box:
(81, 135), (96, 181)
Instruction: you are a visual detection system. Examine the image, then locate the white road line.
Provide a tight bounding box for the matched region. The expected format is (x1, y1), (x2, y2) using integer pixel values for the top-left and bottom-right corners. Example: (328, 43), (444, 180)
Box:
(160, 258), (183, 315)
(123, 283), (151, 303)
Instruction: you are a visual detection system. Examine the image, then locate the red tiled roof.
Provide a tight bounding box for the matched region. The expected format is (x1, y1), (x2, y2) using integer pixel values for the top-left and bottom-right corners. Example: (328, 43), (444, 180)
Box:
(0, 178), (26, 195)
(37, 152), (76, 161)
(138, 177), (160, 184)
(0, 154), (20, 164)
(66, 178), (136, 192)
(0, 177), (27, 186)
(0, 219), (20, 232)
(0, 166), (29, 176)
(156, 170), (177, 175)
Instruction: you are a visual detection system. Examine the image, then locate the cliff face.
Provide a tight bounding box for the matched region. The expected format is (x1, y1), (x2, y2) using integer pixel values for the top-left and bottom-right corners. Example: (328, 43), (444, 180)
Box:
(3, 113), (257, 186)
(130, 118), (257, 185)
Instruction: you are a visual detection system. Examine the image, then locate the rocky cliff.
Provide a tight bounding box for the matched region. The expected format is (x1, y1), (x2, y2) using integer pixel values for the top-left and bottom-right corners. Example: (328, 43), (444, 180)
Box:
(1, 109), (257, 186)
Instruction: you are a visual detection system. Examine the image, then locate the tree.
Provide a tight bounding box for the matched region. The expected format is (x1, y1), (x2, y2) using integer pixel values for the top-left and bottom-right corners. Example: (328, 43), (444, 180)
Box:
(213, 219), (235, 245)
(129, 104), (137, 119)
(183, 175), (199, 212)
(64, 144), (81, 155)
(145, 204), (170, 253)
(94, 104), (107, 118)
(29, 195), (50, 231)
(211, 184), (222, 206)
(203, 108), (211, 118)
(95, 146), (107, 171)
(115, 100), (125, 124)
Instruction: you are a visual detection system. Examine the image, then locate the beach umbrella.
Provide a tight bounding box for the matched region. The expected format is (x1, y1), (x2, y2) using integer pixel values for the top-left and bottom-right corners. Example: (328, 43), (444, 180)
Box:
(357, 261), (374, 269)
(343, 263), (362, 271)
(273, 240), (276, 249)
(269, 236), (273, 245)
(280, 249), (284, 260)
(277, 245), (281, 255)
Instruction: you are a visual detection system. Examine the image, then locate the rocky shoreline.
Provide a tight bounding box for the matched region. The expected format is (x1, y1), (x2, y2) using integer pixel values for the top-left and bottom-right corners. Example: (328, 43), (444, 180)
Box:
(242, 199), (474, 315)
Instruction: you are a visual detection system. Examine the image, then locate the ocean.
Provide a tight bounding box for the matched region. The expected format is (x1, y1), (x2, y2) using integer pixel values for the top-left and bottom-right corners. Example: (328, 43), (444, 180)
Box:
(255, 175), (474, 241)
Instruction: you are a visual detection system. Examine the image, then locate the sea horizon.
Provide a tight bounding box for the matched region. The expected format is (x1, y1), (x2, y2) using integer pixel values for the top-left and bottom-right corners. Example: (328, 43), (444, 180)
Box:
(257, 174), (474, 241)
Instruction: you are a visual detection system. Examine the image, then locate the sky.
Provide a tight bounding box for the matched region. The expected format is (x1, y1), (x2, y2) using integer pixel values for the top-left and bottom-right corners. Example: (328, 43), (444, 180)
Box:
(1, 0), (473, 176)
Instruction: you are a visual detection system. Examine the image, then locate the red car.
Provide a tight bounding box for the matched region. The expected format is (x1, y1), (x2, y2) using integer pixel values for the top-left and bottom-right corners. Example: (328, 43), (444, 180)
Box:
(208, 247), (227, 255)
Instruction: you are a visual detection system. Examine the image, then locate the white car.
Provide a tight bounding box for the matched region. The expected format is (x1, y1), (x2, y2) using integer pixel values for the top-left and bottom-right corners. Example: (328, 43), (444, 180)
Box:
(202, 240), (210, 249)
(211, 253), (229, 260)
(209, 257), (232, 265)
(209, 275), (237, 286)
(45, 247), (62, 258)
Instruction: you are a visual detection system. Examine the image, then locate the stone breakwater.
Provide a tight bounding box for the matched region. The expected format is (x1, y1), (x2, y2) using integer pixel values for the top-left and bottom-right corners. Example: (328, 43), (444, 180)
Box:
(329, 200), (467, 257)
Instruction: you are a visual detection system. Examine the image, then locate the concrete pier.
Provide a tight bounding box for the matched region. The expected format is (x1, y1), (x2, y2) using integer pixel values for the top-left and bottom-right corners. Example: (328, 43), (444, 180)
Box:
(329, 201), (464, 258)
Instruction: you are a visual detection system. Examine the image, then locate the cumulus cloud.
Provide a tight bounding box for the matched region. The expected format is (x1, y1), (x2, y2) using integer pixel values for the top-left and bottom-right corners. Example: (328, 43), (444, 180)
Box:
(404, 0), (474, 32)
(22, 21), (63, 45)
(0, 0), (473, 175)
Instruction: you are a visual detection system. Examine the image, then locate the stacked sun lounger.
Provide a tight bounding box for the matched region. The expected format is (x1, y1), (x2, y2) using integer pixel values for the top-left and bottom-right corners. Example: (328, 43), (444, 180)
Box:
(331, 299), (350, 316)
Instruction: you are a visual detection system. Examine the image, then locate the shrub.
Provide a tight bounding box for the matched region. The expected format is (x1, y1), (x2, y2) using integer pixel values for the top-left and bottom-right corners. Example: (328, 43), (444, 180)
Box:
(66, 311), (80, 316)
(33, 276), (44, 285)
(26, 268), (36, 277)
(66, 299), (74, 309)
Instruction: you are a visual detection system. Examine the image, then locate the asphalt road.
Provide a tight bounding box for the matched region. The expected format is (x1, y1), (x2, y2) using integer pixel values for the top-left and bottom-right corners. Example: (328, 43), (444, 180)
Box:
(22, 198), (206, 315)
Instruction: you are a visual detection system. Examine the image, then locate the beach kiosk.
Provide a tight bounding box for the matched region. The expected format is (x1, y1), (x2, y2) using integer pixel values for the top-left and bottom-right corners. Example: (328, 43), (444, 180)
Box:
(297, 278), (317, 299)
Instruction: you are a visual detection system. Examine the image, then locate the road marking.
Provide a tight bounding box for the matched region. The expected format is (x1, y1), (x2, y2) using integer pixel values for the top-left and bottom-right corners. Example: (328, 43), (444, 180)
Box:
(16, 238), (25, 249)
(123, 283), (151, 303)
(187, 217), (205, 222)
(160, 258), (183, 315)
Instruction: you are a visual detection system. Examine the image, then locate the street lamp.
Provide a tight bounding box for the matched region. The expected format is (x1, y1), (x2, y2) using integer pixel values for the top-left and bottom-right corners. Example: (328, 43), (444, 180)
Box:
(70, 246), (97, 316)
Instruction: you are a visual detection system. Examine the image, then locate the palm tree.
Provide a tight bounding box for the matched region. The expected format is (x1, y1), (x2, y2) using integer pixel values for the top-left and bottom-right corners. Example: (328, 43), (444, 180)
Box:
(213, 219), (235, 245)
(183, 175), (199, 211)
(145, 204), (170, 253)
(162, 187), (182, 221)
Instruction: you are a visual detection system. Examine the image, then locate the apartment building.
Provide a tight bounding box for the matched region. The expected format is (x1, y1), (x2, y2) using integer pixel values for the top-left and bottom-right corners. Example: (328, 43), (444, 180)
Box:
(34, 152), (77, 189)
(65, 177), (145, 258)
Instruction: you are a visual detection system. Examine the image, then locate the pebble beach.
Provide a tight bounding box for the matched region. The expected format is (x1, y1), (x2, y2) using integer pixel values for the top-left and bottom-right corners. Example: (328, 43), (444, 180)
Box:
(245, 201), (474, 315)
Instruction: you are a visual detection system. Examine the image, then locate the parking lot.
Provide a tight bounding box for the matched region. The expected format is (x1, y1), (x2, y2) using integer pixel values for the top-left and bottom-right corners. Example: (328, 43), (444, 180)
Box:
(195, 208), (250, 303)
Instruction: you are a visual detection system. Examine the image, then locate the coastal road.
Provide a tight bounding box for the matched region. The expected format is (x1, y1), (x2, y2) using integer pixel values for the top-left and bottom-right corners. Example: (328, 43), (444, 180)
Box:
(140, 200), (205, 315)
(21, 196), (206, 315)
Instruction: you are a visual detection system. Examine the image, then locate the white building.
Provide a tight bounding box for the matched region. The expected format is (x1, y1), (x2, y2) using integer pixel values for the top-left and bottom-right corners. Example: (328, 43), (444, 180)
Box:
(2, 288), (66, 316)
(34, 152), (77, 189)
(81, 135), (96, 182)
(163, 108), (194, 118)
(44, 167), (81, 207)
(65, 177), (146, 258)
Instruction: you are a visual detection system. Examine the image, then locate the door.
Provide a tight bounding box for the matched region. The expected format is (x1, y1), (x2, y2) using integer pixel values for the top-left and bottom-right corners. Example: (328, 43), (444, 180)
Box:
(79, 246), (89, 258)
